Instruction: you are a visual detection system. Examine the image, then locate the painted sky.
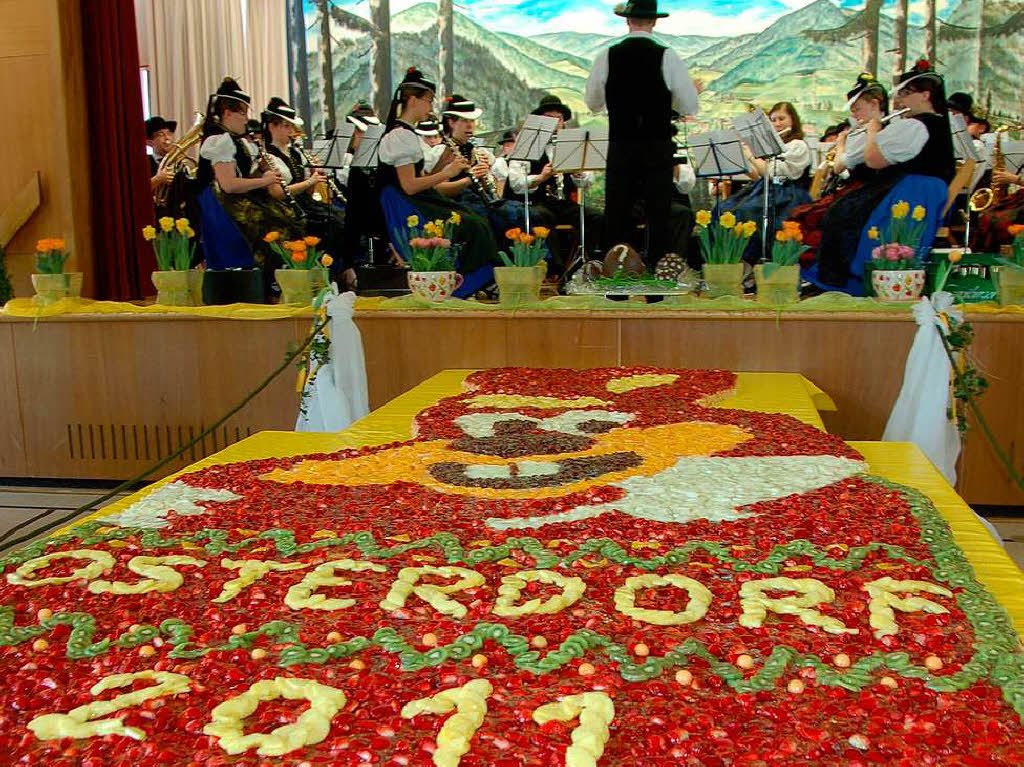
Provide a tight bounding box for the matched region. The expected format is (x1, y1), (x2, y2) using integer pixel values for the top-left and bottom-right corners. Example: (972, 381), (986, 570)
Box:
(329, 0), (960, 38)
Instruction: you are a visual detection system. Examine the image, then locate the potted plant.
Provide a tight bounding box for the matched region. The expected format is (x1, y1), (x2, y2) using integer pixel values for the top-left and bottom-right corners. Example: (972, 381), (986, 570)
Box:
(144, 217), (200, 306)
(992, 225), (1024, 306)
(393, 214), (463, 302)
(695, 210), (756, 298)
(755, 221), (806, 305)
(266, 233), (330, 305)
(868, 201), (928, 301)
(495, 226), (550, 307)
(31, 238), (82, 306)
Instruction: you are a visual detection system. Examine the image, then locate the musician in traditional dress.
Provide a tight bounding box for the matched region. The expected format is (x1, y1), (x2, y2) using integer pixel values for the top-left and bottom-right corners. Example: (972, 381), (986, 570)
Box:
(506, 94), (600, 269)
(584, 0), (699, 269)
(791, 74), (889, 266)
(262, 97), (353, 287)
(198, 78), (302, 283)
(490, 129), (517, 197)
(813, 60), (954, 290)
(377, 68), (497, 276)
(709, 102), (811, 264)
(339, 102), (386, 264)
(147, 116), (177, 196)
(434, 95), (532, 239)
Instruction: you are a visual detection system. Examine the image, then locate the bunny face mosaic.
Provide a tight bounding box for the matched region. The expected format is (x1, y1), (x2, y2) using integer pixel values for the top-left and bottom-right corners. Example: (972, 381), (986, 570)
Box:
(2, 367), (1023, 766)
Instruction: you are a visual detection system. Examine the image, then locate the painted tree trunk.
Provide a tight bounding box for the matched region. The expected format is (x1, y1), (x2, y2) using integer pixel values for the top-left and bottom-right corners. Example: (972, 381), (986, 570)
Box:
(370, 0), (393, 123)
(317, 0), (336, 131)
(863, 0), (882, 76)
(974, 0), (987, 101)
(893, 0), (908, 79)
(924, 0), (937, 60)
(439, 0), (455, 98)
(286, 0), (313, 133)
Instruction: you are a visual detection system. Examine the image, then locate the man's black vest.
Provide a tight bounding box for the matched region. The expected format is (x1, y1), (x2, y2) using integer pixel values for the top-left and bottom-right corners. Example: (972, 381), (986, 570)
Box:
(606, 36), (672, 142)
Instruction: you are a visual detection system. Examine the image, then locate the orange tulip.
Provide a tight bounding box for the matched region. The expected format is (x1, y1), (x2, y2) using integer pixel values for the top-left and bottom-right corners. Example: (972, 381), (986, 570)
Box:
(775, 231), (789, 242)
(51, 238), (67, 251)
(505, 228), (523, 241)
(1009, 224), (1024, 237)
(36, 239), (53, 252)
(533, 226), (550, 239)
(782, 221), (801, 233)
(303, 236), (321, 247)
(264, 231), (281, 243)
(291, 250), (308, 263)
(519, 234), (535, 245)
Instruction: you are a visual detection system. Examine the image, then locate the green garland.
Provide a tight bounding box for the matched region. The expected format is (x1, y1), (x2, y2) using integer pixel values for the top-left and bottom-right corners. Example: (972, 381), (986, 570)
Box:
(0, 245), (13, 306)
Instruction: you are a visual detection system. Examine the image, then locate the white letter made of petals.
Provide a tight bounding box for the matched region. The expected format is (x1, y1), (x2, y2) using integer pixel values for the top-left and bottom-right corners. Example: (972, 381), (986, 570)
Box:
(882, 292), (961, 485)
(296, 289), (370, 433)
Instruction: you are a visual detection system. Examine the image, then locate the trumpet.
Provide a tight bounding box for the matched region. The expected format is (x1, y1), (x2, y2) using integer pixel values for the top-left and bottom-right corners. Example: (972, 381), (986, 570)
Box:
(154, 111), (204, 206)
(846, 108), (911, 137)
(291, 138), (346, 204)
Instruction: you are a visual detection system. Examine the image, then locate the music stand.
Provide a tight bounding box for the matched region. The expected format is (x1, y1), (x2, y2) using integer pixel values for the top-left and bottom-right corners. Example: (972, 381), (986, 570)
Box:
(312, 124), (354, 170)
(553, 127), (608, 270)
(688, 129), (747, 179)
(508, 115), (559, 231)
(1003, 139), (1024, 177)
(732, 109), (785, 261)
(351, 123), (385, 170)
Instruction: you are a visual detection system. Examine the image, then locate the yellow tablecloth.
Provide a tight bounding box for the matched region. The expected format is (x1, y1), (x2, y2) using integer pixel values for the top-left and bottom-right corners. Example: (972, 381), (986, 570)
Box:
(5, 294), (1024, 318)
(58, 370), (1024, 641)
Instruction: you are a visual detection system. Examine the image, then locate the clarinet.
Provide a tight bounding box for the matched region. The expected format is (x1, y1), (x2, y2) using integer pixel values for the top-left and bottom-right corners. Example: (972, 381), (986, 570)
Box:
(248, 130), (306, 219)
(442, 134), (501, 207)
(290, 139), (347, 204)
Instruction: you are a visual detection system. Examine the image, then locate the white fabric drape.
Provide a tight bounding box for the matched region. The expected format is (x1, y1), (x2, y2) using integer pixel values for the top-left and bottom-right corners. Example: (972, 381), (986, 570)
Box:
(135, 0), (288, 130)
(882, 292), (962, 485)
(295, 290), (370, 432)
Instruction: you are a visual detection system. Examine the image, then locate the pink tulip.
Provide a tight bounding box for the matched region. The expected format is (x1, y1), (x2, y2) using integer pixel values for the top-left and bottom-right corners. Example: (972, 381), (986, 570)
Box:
(872, 246), (881, 259)
(409, 237), (424, 248)
(438, 238), (451, 248)
(899, 245), (914, 258)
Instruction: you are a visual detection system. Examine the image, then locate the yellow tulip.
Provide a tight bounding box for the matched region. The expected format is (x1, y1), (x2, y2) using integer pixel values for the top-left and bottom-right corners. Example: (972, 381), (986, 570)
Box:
(185, 227), (196, 239)
(448, 212), (462, 225)
(159, 216), (174, 232)
(891, 201), (909, 219)
(912, 205), (926, 221)
(142, 226), (157, 241)
(733, 223), (745, 235)
(743, 221), (757, 237)
(175, 217), (189, 234)
(868, 226), (880, 240)
(407, 215), (419, 228)
(948, 250), (963, 263)
(720, 212), (737, 229)
(695, 210), (712, 227)
(321, 254), (334, 267)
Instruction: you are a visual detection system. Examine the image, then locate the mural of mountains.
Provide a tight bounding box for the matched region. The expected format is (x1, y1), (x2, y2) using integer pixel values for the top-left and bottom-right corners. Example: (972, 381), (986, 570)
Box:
(301, 0), (1022, 140)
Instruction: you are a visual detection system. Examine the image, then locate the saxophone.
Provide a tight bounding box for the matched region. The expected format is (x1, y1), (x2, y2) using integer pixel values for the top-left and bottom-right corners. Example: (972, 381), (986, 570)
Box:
(290, 138), (346, 204)
(970, 128), (1008, 212)
(154, 111), (204, 206)
(442, 134), (501, 206)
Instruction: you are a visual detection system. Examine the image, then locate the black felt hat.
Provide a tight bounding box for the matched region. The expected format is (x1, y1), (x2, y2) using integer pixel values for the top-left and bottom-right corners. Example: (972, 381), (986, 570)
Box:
(346, 101), (381, 132)
(145, 116), (177, 138)
(262, 97), (304, 128)
(213, 77), (251, 106)
(845, 73), (888, 110)
(948, 92), (974, 116)
(398, 67), (437, 95)
(499, 129), (517, 144)
(442, 94), (483, 121)
(531, 94), (572, 122)
(614, 0), (669, 19)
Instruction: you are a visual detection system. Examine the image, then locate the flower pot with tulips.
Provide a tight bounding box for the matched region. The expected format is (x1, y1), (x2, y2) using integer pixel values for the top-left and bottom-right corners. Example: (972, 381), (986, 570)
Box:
(992, 224), (1024, 305)
(695, 210), (756, 298)
(31, 238), (82, 306)
(755, 220), (807, 305)
(265, 232), (332, 304)
(495, 227), (550, 307)
(393, 214), (463, 301)
(867, 201), (929, 301)
(144, 217), (201, 306)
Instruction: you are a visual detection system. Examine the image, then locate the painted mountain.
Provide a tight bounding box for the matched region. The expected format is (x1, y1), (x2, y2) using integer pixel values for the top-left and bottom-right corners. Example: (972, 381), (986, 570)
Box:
(297, 0), (1023, 139)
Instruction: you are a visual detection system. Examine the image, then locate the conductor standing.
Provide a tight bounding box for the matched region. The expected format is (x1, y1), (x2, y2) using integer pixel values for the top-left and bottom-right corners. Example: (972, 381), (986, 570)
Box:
(585, 0), (699, 268)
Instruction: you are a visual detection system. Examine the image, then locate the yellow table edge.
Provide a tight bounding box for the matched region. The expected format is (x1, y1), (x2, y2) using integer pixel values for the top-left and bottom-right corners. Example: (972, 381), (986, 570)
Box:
(50, 369), (1024, 641)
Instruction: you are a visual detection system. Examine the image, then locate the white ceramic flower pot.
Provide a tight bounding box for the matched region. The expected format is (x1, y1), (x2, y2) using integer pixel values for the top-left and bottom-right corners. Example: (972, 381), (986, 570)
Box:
(871, 269), (925, 301)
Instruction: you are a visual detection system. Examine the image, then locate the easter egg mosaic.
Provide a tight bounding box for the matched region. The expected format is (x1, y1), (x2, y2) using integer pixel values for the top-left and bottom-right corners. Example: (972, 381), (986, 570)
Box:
(2, 367), (1023, 766)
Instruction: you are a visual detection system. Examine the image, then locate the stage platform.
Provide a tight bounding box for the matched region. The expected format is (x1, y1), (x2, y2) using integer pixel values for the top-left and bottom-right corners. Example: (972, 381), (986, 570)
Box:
(3, 296), (1024, 505)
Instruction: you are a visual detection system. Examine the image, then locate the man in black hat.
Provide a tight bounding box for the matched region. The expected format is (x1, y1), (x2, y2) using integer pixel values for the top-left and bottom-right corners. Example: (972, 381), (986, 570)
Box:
(585, 0), (699, 269)
(146, 116), (177, 193)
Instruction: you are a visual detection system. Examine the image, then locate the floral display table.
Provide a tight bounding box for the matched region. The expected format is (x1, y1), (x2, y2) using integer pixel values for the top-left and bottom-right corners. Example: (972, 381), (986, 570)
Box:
(1, 367), (1022, 765)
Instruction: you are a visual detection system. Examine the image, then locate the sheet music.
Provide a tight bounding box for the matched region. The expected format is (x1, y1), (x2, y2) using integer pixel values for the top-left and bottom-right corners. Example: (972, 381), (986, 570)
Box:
(687, 129), (748, 178)
(314, 124), (355, 168)
(350, 124), (385, 169)
(552, 128), (609, 173)
(949, 114), (982, 163)
(509, 115), (559, 163)
(1002, 139), (1024, 175)
(731, 109), (785, 158)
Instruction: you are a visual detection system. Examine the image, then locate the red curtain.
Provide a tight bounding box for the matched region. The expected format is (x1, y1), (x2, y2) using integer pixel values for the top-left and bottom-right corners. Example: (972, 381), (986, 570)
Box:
(80, 0), (156, 299)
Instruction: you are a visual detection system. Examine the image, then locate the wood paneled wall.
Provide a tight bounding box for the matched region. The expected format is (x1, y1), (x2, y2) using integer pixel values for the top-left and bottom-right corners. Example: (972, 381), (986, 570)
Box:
(3, 309), (1024, 506)
(0, 0), (93, 296)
